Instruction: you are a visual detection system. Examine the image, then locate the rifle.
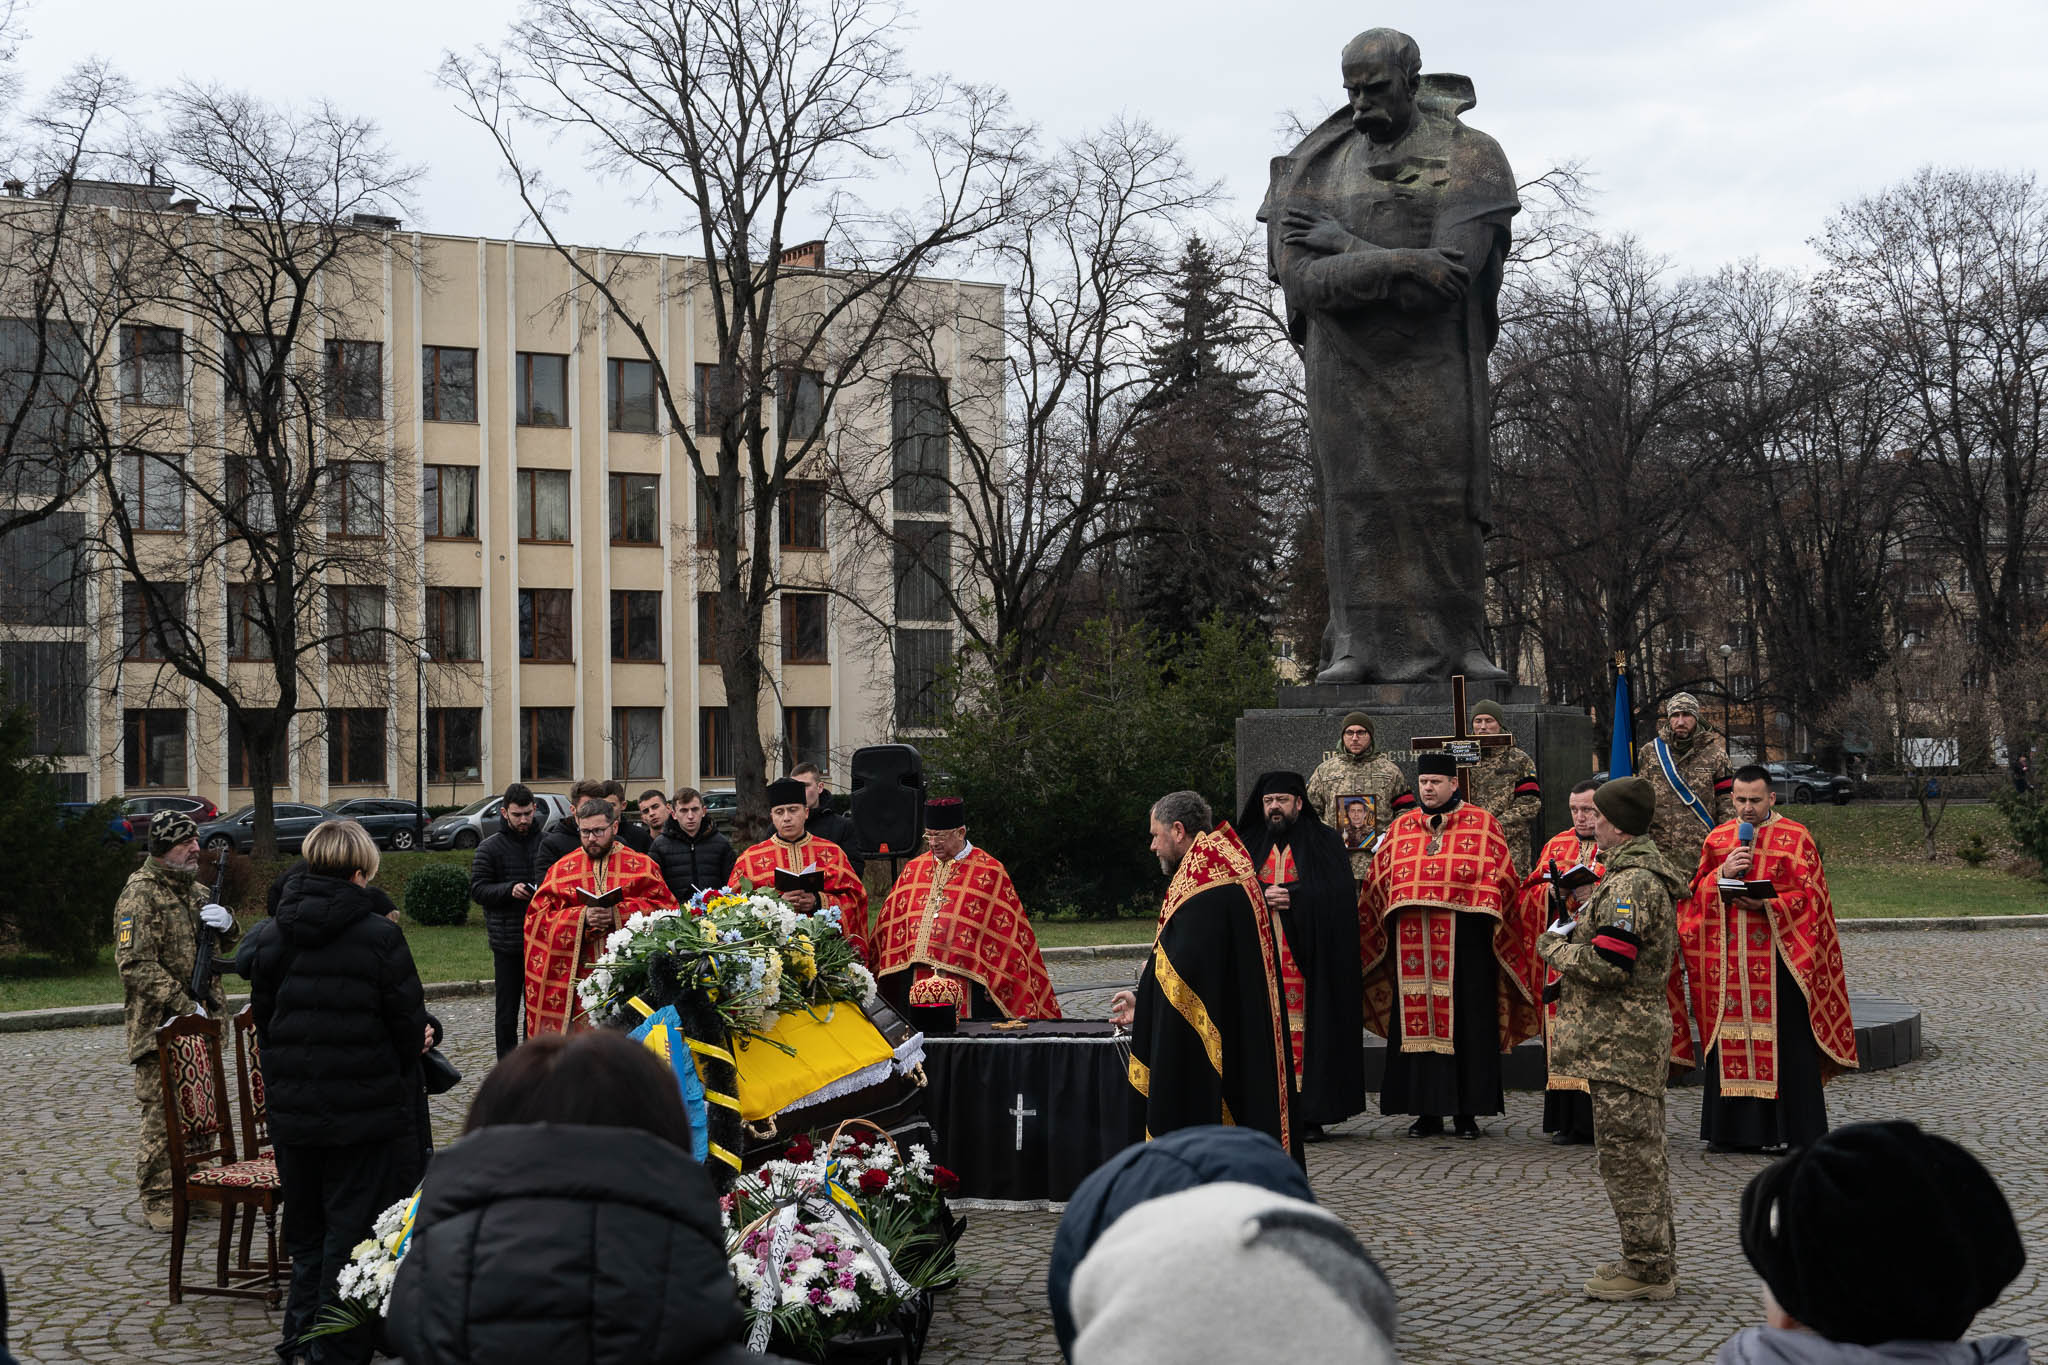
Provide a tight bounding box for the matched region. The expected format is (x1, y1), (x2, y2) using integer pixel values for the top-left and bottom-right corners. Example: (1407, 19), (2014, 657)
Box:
(189, 848), (233, 1005)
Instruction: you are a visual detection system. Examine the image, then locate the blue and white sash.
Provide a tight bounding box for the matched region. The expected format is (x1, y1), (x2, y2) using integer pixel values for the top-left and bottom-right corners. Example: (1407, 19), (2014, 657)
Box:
(1653, 738), (1712, 830)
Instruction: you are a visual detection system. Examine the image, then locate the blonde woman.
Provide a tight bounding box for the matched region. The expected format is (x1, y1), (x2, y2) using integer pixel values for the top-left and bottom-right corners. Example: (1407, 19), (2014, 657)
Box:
(247, 818), (429, 1365)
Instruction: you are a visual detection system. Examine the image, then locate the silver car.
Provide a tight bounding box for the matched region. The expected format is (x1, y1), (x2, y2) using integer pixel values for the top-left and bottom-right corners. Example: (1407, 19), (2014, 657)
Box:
(424, 792), (575, 849)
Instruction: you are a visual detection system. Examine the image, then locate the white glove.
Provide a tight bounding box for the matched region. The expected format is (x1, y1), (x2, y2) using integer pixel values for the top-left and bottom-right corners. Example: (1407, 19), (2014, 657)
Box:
(1546, 916), (1574, 937)
(200, 903), (234, 931)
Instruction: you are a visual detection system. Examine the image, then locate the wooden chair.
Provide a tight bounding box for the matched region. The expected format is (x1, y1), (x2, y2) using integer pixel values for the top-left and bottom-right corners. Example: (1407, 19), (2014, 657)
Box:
(155, 1012), (284, 1306)
(230, 1006), (287, 1279)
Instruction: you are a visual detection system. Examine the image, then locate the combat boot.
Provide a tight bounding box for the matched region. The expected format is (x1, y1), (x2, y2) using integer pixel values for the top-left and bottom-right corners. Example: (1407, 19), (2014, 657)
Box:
(1584, 1269), (1676, 1302)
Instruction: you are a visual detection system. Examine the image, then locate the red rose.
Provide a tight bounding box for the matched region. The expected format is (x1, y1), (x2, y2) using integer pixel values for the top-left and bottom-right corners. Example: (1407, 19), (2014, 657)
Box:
(785, 1134), (815, 1162)
(858, 1169), (890, 1194)
(931, 1165), (960, 1192)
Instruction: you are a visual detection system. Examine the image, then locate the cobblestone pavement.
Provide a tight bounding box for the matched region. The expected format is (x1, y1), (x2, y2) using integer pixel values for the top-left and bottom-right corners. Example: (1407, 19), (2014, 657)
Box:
(4, 934), (2044, 1363)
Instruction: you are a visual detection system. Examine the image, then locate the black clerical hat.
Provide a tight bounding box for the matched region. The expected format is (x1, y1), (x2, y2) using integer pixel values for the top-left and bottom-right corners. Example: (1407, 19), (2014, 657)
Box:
(766, 777), (808, 809)
(1416, 752), (1458, 778)
(925, 796), (965, 830)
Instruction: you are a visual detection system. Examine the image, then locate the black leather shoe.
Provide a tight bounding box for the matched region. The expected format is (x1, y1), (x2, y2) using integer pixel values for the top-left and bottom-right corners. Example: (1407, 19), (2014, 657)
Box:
(1548, 1130), (1577, 1146)
(1301, 1124), (1329, 1144)
(1407, 1116), (1443, 1139)
(1452, 1116), (1482, 1140)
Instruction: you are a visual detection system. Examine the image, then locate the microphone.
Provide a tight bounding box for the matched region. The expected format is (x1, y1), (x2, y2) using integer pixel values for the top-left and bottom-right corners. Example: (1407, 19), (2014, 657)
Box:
(1736, 820), (1756, 850)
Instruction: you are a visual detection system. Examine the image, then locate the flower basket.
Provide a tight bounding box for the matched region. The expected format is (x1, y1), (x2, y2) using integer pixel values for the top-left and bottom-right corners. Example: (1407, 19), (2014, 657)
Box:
(725, 1120), (963, 1361)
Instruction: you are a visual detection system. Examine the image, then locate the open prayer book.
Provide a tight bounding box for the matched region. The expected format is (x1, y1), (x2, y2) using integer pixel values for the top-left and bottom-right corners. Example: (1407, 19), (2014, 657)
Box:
(576, 886), (624, 909)
(773, 865), (825, 897)
(1545, 861), (1601, 892)
(1717, 877), (1776, 901)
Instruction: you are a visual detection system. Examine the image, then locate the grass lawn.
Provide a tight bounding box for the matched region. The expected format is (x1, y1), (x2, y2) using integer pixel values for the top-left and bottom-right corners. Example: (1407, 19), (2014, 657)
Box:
(1777, 803), (2046, 918)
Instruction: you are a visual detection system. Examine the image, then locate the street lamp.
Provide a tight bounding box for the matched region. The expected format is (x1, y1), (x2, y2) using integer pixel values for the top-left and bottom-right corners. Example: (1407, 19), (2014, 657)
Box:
(1718, 643), (1734, 749)
(416, 647), (430, 851)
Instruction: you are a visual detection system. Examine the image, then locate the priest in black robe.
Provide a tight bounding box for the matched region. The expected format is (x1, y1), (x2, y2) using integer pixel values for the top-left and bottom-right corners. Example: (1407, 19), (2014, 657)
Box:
(1109, 791), (1298, 1163)
(1238, 771), (1366, 1139)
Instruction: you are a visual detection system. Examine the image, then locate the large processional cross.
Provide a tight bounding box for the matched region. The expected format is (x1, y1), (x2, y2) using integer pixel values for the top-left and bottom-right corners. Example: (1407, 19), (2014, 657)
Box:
(1408, 675), (1516, 800)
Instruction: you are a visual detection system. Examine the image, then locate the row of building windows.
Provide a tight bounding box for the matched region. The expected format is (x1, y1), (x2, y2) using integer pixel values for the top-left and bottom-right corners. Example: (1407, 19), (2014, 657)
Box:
(125, 582), (852, 667)
(117, 703), (839, 789)
(112, 456), (838, 555)
(117, 327), (852, 443)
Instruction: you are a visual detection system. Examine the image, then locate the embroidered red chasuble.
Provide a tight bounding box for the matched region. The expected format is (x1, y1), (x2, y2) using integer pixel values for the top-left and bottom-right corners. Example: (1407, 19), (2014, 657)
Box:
(1359, 802), (1542, 1055)
(1257, 846), (1308, 1083)
(523, 843), (677, 1036)
(872, 846), (1060, 1020)
(733, 834), (870, 962)
(1678, 815), (1857, 1098)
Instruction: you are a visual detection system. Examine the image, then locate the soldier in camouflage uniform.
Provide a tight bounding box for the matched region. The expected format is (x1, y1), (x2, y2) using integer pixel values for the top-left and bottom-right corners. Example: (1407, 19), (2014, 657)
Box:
(1537, 776), (1687, 1303)
(115, 811), (239, 1230)
(1305, 711), (1411, 881)
(1636, 691), (1733, 883)
(1468, 699), (1541, 872)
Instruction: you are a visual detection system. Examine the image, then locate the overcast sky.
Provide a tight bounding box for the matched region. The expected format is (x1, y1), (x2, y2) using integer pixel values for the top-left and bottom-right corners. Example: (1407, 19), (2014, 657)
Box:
(16, 0), (2048, 273)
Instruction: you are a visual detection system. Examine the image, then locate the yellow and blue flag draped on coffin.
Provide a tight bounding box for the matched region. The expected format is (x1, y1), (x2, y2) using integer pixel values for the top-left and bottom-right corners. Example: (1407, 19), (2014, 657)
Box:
(731, 1003), (894, 1122)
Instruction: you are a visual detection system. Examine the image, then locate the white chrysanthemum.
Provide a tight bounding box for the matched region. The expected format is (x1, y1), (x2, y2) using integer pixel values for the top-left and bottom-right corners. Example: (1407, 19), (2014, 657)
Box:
(780, 1285), (809, 1308)
(827, 1287), (859, 1312)
(850, 963), (878, 1005)
(352, 1238), (378, 1260)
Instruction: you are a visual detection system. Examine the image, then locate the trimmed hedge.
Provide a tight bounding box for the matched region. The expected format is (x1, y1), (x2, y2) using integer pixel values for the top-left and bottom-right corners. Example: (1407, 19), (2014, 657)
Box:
(403, 862), (473, 927)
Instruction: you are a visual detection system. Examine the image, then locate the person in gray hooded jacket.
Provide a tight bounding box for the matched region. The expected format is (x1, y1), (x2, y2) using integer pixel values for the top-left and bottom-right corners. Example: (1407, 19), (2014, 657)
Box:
(1715, 1120), (2028, 1365)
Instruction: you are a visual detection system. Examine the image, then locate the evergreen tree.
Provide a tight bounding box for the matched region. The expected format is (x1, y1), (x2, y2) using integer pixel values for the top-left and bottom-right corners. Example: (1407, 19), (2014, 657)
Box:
(1125, 238), (1275, 647)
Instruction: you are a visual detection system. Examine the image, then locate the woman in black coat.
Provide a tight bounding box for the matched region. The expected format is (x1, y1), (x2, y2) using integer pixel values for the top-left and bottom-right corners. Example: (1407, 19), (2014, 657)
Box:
(247, 819), (429, 1365)
(388, 1030), (793, 1365)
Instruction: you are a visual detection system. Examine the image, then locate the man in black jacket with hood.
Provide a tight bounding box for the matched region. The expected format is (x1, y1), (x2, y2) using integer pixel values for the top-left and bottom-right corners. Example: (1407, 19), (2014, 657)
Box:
(471, 782), (545, 1058)
(1240, 770), (1368, 1139)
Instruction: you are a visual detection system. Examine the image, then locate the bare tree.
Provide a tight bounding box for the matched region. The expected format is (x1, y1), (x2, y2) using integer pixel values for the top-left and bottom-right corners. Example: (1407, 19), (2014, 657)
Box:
(1818, 168), (2048, 762)
(1487, 234), (1727, 721)
(444, 0), (1026, 820)
(824, 116), (1222, 691)
(85, 85), (422, 856)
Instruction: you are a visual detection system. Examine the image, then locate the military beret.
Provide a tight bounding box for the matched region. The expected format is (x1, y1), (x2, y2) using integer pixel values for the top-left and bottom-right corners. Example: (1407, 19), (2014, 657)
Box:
(149, 809), (199, 856)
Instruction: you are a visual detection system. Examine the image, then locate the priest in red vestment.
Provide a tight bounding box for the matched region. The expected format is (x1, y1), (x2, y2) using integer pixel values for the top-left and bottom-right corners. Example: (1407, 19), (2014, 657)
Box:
(872, 796), (1059, 1025)
(1360, 751), (1542, 1138)
(734, 777), (870, 961)
(523, 798), (677, 1035)
(1678, 765), (1857, 1152)
(1520, 779), (1607, 1145)
(1109, 790), (1295, 1160)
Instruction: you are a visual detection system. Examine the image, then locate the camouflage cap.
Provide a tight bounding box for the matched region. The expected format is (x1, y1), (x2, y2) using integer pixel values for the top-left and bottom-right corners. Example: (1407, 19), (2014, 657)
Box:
(1666, 692), (1703, 718)
(149, 809), (200, 856)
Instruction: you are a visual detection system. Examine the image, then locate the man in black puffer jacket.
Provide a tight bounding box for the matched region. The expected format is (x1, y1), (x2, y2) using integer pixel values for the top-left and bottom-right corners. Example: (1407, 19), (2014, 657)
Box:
(470, 782), (545, 1059)
(247, 819), (428, 1365)
(389, 1030), (792, 1365)
(650, 787), (737, 904)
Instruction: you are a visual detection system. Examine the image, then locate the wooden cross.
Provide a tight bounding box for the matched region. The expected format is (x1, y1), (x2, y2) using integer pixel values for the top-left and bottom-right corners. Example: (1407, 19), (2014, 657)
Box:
(1409, 675), (1516, 800)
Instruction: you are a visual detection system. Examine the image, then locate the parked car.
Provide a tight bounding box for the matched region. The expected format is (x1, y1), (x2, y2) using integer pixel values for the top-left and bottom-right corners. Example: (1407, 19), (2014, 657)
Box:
(120, 794), (220, 840)
(59, 801), (134, 844)
(1765, 761), (1854, 805)
(423, 792), (575, 850)
(699, 788), (739, 832)
(195, 801), (333, 854)
(328, 798), (431, 850)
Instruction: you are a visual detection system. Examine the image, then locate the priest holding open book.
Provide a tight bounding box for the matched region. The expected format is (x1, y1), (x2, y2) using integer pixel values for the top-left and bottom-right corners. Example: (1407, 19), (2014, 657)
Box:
(523, 797), (677, 1035)
(734, 777), (871, 961)
(1677, 764), (1857, 1152)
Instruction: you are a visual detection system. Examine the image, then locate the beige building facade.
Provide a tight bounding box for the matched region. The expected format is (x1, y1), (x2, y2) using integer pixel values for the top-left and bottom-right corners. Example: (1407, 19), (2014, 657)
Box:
(2, 215), (996, 811)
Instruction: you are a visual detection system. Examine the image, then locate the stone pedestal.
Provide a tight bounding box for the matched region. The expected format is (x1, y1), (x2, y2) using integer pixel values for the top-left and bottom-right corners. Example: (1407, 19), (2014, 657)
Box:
(1236, 685), (1600, 861)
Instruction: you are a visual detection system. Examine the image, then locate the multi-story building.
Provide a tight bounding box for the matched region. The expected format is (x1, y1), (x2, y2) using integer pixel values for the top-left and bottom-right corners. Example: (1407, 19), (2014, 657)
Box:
(0, 193), (1000, 810)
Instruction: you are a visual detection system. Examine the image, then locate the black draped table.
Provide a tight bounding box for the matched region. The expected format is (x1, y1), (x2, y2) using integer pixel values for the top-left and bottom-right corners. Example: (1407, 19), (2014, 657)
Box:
(922, 1019), (1140, 1205)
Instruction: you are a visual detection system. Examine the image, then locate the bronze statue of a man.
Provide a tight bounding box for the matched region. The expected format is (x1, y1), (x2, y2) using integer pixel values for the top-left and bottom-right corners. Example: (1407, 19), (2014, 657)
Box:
(1261, 28), (1518, 683)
